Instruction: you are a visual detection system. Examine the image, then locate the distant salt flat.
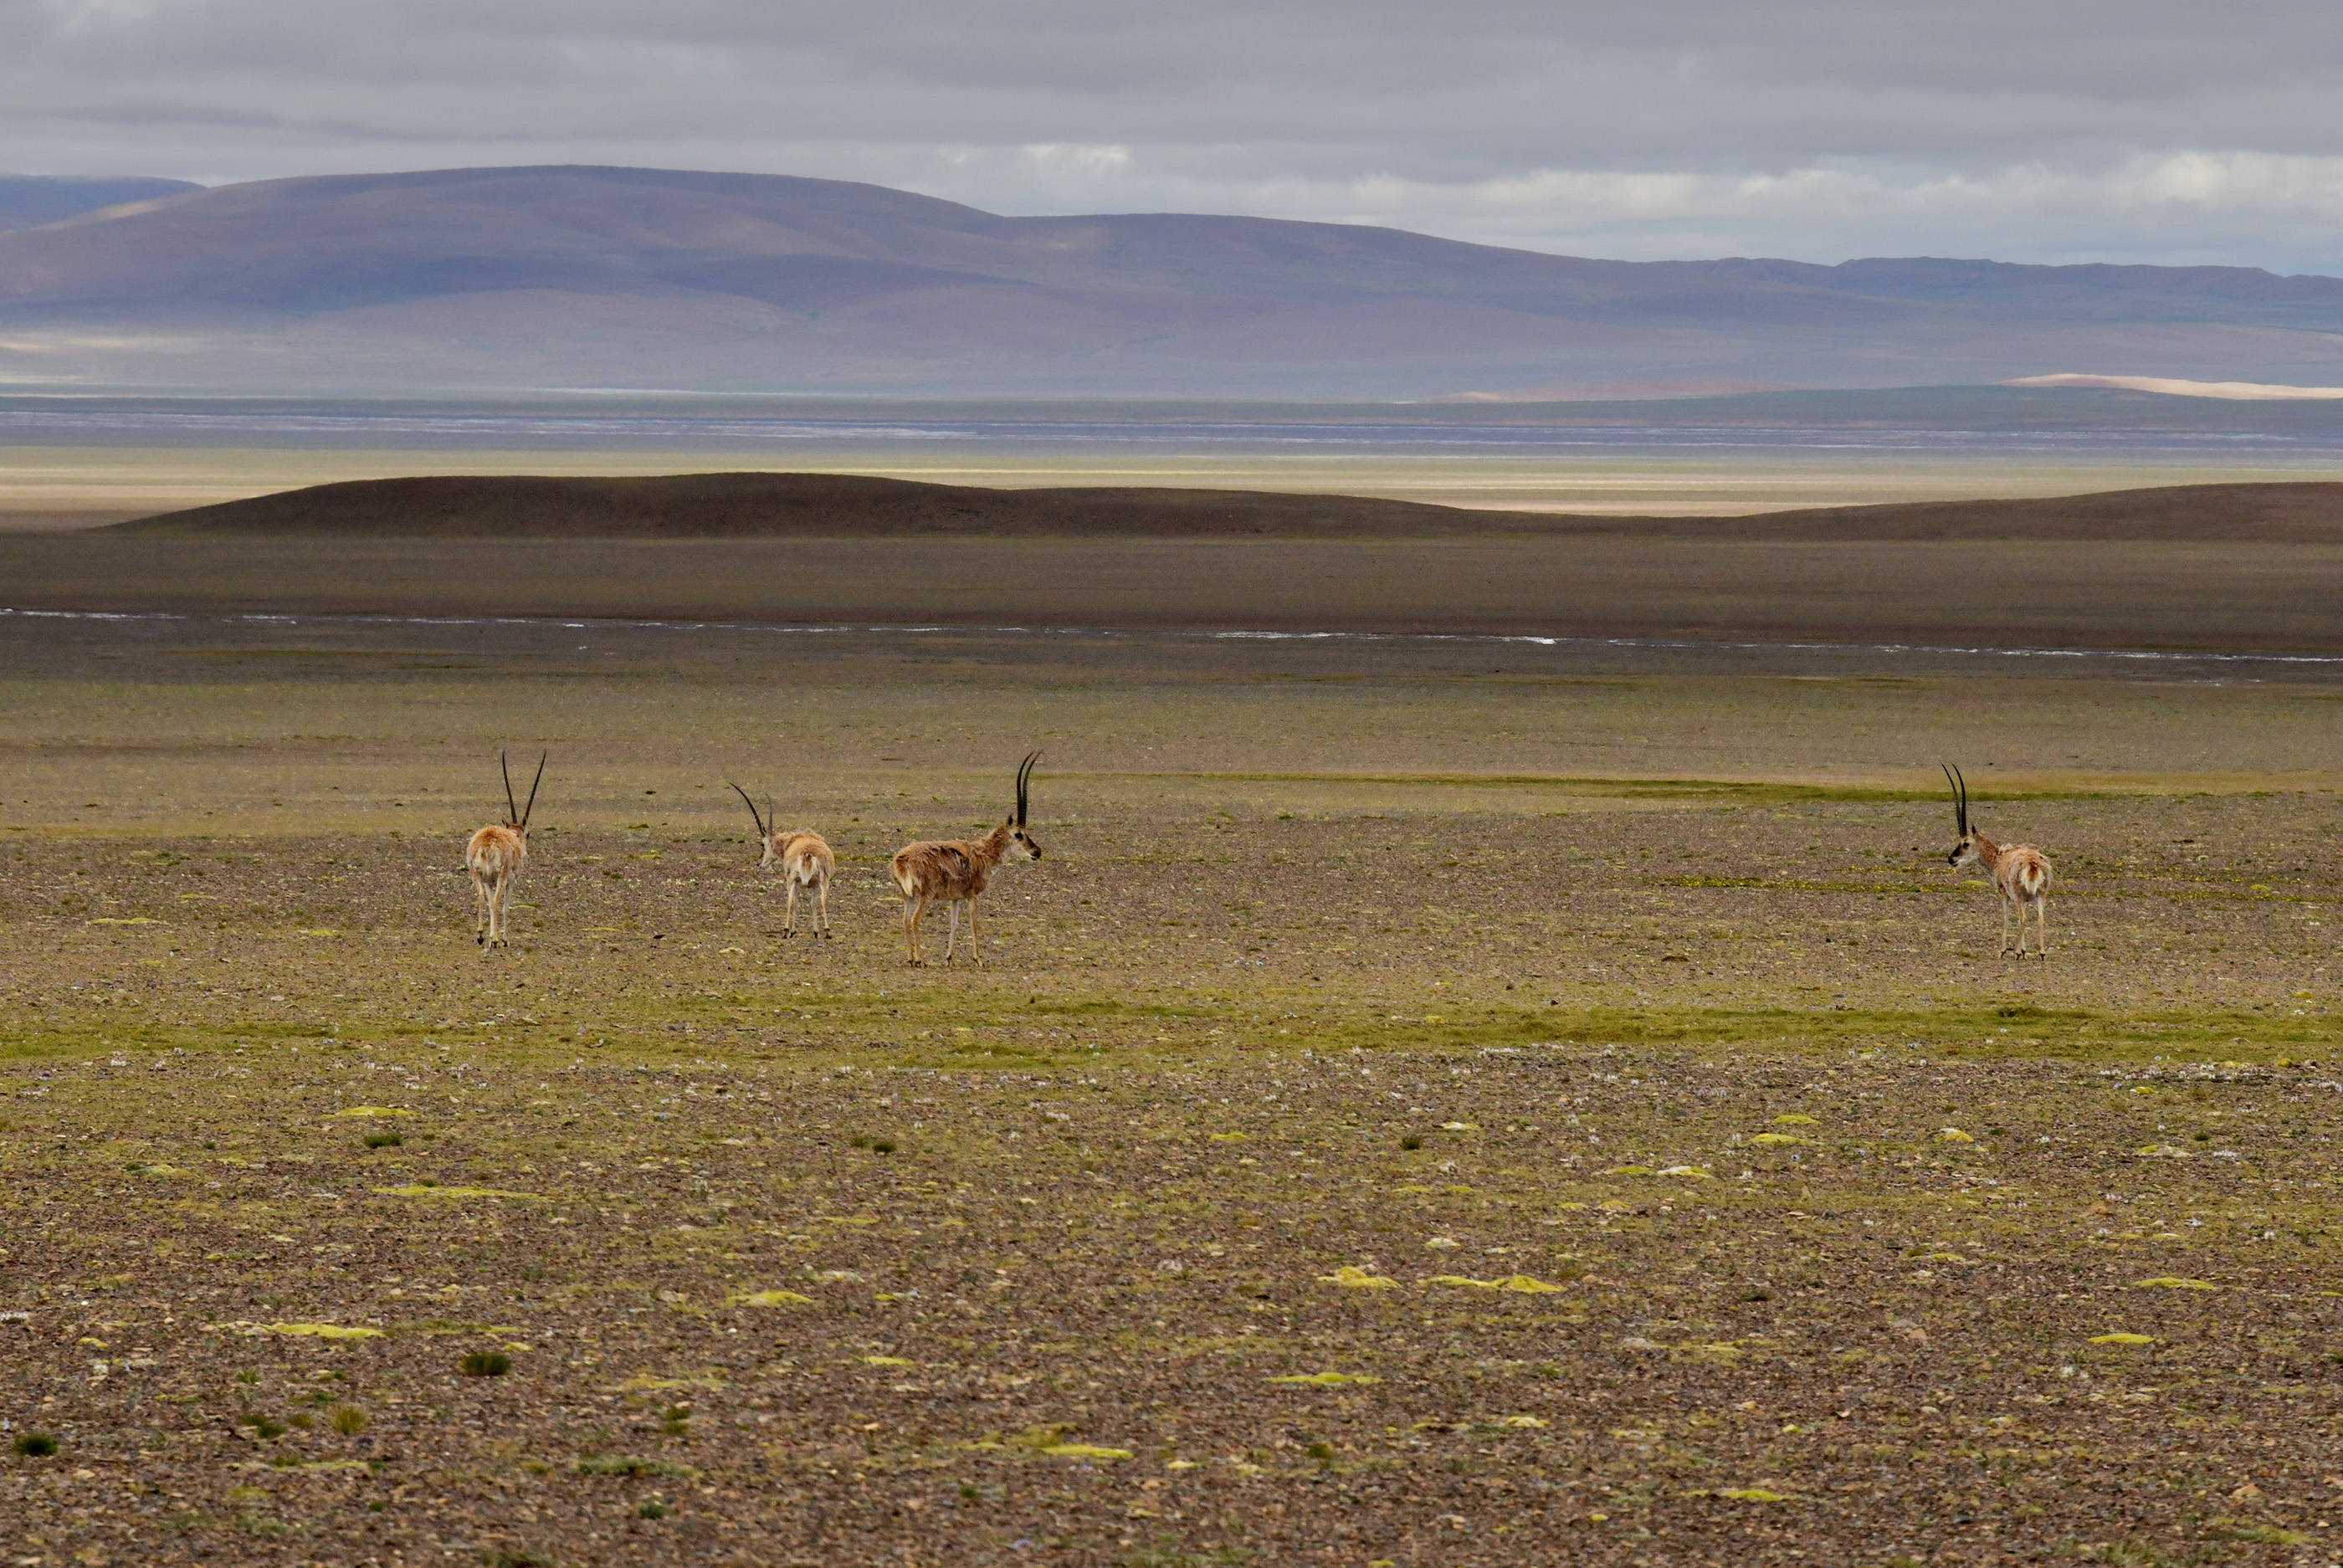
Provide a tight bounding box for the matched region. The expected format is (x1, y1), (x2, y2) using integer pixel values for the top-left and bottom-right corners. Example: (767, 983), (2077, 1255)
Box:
(2007, 373), (2343, 401)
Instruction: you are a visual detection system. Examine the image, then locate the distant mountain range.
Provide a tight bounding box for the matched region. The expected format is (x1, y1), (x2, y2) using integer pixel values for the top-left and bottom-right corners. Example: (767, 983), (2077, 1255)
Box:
(5, 165), (2343, 397)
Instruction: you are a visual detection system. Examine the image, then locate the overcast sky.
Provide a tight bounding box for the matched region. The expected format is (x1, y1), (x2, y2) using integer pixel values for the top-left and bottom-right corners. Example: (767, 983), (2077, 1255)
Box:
(8, 0), (2343, 269)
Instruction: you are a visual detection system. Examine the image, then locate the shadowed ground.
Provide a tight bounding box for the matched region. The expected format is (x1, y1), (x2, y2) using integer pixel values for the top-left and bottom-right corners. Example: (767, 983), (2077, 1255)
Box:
(4, 539), (2343, 654)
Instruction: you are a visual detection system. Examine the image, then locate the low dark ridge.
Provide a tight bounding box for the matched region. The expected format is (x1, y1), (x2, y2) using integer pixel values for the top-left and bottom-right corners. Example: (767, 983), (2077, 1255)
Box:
(102, 473), (2343, 541)
(108, 473), (1522, 538)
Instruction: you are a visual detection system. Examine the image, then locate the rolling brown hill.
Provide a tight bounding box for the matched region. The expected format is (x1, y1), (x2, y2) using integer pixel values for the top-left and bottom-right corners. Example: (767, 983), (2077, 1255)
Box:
(105, 473), (2343, 541)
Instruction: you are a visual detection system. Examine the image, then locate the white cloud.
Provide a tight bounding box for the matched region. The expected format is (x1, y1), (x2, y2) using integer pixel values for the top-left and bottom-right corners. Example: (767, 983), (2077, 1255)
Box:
(8, 1), (2343, 268)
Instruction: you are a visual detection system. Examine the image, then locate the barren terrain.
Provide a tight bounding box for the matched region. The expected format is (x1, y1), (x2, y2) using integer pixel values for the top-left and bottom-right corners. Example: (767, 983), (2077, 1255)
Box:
(2, 600), (2340, 1566)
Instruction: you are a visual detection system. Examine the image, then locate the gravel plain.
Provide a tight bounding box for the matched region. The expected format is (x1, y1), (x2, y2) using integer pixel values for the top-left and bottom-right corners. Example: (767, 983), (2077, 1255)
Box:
(3, 608), (2340, 1565)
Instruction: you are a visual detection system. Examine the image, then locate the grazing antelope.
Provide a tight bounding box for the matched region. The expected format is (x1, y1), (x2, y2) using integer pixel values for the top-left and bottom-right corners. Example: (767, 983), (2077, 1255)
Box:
(1942, 762), (2053, 957)
(465, 751), (543, 949)
(730, 782), (834, 939)
(890, 751), (1043, 966)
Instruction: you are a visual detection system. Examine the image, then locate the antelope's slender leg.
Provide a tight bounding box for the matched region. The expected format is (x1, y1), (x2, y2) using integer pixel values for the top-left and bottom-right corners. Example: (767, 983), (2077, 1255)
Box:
(2000, 899), (2012, 956)
(904, 895), (923, 966)
(944, 903), (960, 962)
(782, 878), (798, 938)
(473, 874), (489, 944)
(2036, 897), (2050, 957)
(816, 876), (831, 938)
(968, 900), (982, 966)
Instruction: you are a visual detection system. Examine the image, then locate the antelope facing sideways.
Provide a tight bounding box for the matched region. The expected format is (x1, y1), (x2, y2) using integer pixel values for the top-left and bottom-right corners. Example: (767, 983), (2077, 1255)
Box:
(466, 751), (544, 949)
(890, 751), (1043, 966)
(1942, 762), (2053, 958)
(730, 782), (834, 939)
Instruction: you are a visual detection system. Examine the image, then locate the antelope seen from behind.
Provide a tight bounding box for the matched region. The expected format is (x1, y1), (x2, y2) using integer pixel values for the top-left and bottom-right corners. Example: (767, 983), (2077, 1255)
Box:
(465, 751), (544, 949)
(1942, 762), (2053, 958)
(730, 782), (834, 939)
(890, 751), (1043, 966)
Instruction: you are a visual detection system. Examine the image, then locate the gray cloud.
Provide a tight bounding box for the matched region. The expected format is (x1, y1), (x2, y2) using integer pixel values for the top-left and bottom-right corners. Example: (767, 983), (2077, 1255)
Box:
(8, 0), (2343, 267)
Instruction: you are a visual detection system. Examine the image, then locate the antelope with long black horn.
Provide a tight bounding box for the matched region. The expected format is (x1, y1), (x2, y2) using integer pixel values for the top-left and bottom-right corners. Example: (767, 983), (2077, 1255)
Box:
(1941, 762), (2053, 958)
(730, 782), (834, 940)
(465, 751), (544, 948)
(889, 751), (1043, 966)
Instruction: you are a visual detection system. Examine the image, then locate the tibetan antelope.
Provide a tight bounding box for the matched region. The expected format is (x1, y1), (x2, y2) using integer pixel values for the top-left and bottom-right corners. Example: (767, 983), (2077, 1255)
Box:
(729, 782), (834, 939)
(890, 751), (1043, 966)
(1942, 762), (2053, 957)
(465, 751), (543, 948)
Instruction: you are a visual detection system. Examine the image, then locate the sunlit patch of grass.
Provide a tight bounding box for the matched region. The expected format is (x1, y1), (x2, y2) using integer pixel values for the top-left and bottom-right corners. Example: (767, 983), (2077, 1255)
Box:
(0, 1019), (360, 1064)
(1436, 1003), (2342, 1063)
(373, 1185), (540, 1202)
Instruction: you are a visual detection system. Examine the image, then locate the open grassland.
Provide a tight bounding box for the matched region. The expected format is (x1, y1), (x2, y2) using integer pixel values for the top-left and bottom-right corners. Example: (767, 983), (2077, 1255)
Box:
(3, 615), (2342, 1565)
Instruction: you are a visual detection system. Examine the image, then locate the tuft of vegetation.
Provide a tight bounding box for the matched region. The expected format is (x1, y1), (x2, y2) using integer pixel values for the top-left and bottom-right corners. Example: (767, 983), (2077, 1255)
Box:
(330, 1405), (368, 1435)
(575, 1455), (698, 1479)
(13, 1432), (59, 1457)
(637, 1499), (669, 1519)
(1400, 1134), (1423, 1150)
(459, 1351), (512, 1378)
(364, 1132), (402, 1149)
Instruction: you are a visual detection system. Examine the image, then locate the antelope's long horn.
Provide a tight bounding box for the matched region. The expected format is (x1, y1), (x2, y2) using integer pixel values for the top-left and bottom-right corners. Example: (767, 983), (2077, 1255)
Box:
(1941, 761), (1967, 835)
(521, 751), (546, 828)
(501, 750), (519, 825)
(729, 781), (766, 839)
(1015, 750), (1039, 826)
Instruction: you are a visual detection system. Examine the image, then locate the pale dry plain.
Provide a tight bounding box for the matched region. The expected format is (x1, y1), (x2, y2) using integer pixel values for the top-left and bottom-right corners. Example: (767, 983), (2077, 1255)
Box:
(3, 532), (2343, 1565)
(12, 441), (2343, 530)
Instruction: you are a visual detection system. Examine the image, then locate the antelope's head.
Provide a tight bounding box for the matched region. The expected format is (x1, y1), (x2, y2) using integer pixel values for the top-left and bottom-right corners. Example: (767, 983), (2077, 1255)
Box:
(1003, 750), (1043, 860)
(730, 782), (779, 867)
(501, 751), (547, 839)
(1942, 762), (1978, 867)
